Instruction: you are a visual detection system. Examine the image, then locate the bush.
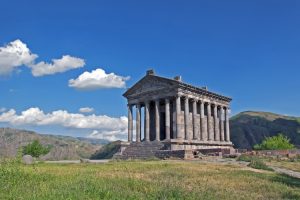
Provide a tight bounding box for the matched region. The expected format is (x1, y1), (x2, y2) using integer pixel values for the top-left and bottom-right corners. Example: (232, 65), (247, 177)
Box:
(253, 134), (295, 150)
(23, 140), (51, 158)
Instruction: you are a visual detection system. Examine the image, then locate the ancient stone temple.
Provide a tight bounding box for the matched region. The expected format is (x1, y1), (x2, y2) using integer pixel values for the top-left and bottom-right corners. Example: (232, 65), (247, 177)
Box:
(115, 70), (233, 159)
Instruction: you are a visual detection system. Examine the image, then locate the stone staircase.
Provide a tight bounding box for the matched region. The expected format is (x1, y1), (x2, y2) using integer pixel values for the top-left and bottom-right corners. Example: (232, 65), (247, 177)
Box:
(114, 141), (166, 159)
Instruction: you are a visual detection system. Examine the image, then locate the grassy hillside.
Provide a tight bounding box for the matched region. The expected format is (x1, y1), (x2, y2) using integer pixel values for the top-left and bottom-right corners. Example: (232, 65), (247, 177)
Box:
(1, 161), (299, 199)
(0, 128), (102, 160)
(230, 111), (300, 149)
(90, 141), (122, 159)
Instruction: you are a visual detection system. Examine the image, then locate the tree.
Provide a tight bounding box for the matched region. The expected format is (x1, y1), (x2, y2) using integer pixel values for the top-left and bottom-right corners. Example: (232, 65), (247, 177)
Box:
(23, 140), (51, 158)
(253, 134), (295, 150)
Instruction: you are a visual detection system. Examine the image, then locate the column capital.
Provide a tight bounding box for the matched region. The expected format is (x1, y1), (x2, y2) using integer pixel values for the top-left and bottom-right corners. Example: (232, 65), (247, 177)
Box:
(191, 98), (198, 103)
(225, 107), (231, 112)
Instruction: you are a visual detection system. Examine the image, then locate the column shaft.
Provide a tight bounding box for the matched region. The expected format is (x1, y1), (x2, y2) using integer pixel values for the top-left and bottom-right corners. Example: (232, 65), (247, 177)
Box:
(214, 105), (220, 141)
(176, 96), (183, 139)
(128, 104), (133, 142)
(207, 103), (214, 141)
(184, 97), (190, 140)
(136, 104), (141, 142)
(200, 101), (206, 141)
(192, 100), (198, 140)
(155, 100), (160, 141)
(225, 107), (230, 142)
(220, 107), (225, 141)
(165, 99), (171, 140)
(144, 102), (150, 142)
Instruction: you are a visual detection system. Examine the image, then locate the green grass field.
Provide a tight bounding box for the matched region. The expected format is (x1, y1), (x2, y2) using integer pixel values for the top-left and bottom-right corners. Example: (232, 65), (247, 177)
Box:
(267, 160), (300, 173)
(1, 160), (300, 200)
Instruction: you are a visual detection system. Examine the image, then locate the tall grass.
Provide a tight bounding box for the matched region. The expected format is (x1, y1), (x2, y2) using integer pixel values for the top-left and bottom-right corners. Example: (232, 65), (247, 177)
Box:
(0, 160), (299, 199)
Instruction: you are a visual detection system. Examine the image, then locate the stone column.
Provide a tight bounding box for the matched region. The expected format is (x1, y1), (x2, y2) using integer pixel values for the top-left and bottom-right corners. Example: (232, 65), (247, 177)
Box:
(207, 103), (213, 141)
(184, 97), (190, 140)
(220, 107), (225, 141)
(176, 95), (183, 139)
(127, 104), (133, 142)
(165, 99), (171, 140)
(225, 107), (230, 142)
(192, 99), (198, 140)
(144, 101), (150, 142)
(136, 104), (141, 142)
(155, 100), (160, 141)
(200, 101), (207, 141)
(214, 104), (220, 141)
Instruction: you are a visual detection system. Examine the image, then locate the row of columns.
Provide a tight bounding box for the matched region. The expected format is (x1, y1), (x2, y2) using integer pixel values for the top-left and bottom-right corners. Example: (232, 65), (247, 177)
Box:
(128, 96), (230, 143)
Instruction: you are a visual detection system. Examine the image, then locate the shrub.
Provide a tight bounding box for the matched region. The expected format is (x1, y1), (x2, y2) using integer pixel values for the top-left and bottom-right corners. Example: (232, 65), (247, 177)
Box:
(23, 140), (51, 158)
(253, 134), (295, 150)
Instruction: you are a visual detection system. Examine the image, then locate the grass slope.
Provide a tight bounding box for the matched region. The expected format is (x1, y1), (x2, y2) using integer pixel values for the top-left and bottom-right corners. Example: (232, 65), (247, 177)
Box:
(90, 141), (122, 159)
(230, 111), (300, 149)
(1, 161), (300, 199)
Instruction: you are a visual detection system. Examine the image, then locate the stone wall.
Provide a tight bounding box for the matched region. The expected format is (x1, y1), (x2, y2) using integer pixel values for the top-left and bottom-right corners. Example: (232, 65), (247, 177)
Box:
(155, 150), (194, 159)
(255, 149), (300, 157)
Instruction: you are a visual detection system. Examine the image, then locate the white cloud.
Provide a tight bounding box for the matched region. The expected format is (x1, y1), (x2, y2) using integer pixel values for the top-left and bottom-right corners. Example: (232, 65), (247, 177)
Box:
(79, 107), (94, 113)
(68, 68), (130, 90)
(0, 40), (37, 75)
(0, 39), (85, 76)
(29, 55), (85, 77)
(88, 130), (126, 141)
(0, 107), (6, 112)
(0, 107), (128, 141)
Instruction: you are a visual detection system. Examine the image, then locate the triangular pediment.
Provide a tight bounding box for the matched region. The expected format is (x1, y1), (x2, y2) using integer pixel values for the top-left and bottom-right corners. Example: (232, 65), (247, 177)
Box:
(123, 75), (178, 97)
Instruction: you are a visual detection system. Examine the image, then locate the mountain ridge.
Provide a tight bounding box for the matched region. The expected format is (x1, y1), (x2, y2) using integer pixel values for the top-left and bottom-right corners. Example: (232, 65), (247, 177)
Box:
(0, 127), (106, 160)
(230, 111), (300, 149)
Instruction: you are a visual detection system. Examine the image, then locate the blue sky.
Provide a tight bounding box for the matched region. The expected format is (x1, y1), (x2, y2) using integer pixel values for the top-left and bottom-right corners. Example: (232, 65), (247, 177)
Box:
(0, 0), (300, 139)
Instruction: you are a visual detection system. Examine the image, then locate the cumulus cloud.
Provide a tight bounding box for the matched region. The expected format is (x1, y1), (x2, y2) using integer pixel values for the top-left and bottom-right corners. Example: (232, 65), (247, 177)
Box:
(0, 107), (128, 141)
(68, 68), (130, 90)
(0, 107), (6, 112)
(0, 40), (37, 75)
(88, 130), (127, 141)
(29, 55), (85, 77)
(79, 107), (94, 113)
(0, 39), (85, 76)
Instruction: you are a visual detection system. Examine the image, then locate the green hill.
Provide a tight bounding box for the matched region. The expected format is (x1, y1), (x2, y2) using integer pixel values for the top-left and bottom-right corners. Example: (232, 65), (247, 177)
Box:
(230, 111), (300, 149)
(90, 141), (122, 159)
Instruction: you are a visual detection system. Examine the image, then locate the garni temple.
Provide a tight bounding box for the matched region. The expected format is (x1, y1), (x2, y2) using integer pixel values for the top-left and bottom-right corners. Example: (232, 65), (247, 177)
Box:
(115, 70), (234, 159)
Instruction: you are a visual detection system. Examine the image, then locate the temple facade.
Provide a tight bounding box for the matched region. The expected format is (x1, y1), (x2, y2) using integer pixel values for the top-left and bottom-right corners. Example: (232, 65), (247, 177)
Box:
(117, 70), (233, 159)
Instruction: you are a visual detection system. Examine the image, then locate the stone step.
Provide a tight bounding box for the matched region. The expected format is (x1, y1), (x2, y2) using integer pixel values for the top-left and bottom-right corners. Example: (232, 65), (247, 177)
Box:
(117, 142), (166, 159)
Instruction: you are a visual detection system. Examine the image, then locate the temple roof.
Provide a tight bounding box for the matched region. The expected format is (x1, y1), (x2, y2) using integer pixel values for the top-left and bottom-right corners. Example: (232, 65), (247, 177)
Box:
(123, 70), (232, 102)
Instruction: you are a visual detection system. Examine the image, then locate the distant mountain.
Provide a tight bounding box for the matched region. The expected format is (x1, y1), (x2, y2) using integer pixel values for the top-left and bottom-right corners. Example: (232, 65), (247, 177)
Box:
(76, 137), (109, 145)
(230, 111), (300, 150)
(0, 127), (103, 160)
(90, 141), (122, 160)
